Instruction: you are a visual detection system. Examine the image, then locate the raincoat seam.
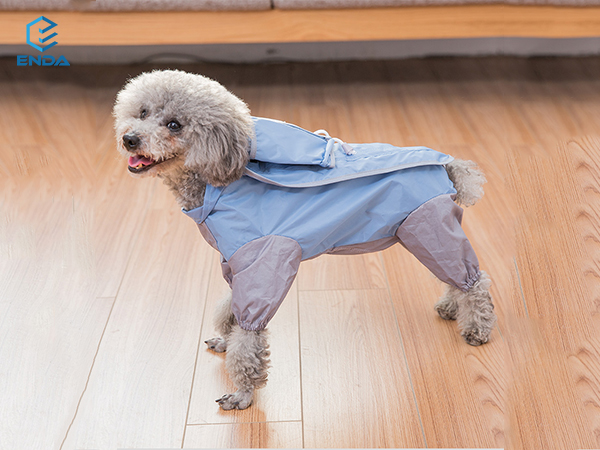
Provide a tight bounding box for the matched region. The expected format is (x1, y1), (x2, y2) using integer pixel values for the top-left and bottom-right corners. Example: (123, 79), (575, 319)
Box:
(397, 192), (457, 227)
(244, 158), (454, 189)
(225, 233), (303, 265)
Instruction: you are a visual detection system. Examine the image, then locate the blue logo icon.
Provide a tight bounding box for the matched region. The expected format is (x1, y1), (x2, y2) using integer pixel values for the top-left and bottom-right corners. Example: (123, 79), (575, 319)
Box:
(26, 16), (58, 52)
(18, 16), (70, 66)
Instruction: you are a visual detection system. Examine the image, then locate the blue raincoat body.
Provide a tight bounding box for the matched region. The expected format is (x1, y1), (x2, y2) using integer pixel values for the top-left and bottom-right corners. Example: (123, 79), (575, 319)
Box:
(183, 117), (481, 331)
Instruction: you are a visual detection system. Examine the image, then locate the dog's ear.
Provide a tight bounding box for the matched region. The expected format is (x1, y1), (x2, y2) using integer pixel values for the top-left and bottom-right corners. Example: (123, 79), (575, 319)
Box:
(185, 121), (250, 186)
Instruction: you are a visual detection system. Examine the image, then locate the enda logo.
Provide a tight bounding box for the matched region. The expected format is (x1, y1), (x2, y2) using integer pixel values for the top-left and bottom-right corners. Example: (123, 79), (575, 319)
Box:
(17, 16), (70, 67)
(27, 16), (58, 52)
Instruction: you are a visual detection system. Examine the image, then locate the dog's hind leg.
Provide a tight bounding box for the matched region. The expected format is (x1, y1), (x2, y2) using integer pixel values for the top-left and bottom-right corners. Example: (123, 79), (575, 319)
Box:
(396, 194), (497, 345)
(216, 324), (270, 410)
(436, 273), (495, 345)
(435, 284), (460, 321)
(205, 291), (236, 353)
(455, 271), (496, 346)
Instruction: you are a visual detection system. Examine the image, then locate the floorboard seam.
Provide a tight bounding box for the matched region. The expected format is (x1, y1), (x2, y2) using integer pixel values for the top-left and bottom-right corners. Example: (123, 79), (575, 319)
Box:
(59, 296), (117, 450)
(59, 182), (157, 449)
(181, 253), (216, 448)
(295, 282), (306, 448)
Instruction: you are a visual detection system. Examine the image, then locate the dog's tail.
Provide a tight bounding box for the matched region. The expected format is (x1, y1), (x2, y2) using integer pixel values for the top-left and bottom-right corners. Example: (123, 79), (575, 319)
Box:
(445, 159), (486, 207)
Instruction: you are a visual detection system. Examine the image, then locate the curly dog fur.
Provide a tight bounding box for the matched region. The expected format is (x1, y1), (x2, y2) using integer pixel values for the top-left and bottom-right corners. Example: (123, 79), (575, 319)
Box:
(445, 159), (486, 207)
(113, 69), (496, 410)
(435, 271), (496, 345)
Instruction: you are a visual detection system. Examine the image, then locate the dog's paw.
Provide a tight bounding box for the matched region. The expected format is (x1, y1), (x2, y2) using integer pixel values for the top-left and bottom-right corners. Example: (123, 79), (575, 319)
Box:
(216, 390), (253, 410)
(435, 298), (458, 321)
(461, 328), (491, 346)
(205, 337), (227, 353)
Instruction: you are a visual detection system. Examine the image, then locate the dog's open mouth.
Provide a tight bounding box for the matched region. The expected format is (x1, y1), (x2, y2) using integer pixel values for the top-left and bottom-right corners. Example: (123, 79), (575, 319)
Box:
(127, 154), (177, 173)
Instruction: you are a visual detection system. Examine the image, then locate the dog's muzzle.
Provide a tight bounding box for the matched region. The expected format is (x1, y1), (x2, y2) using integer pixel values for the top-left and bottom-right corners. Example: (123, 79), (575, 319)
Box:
(123, 134), (141, 151)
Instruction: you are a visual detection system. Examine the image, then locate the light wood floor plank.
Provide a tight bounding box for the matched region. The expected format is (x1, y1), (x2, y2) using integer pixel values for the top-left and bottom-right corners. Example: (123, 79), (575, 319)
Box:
(61, 186), (213, 449)
(568, 335), (600, 449)
(183, 421), (303, 448)
(372, 61), (510, 446)
(574, 136), (600, 320)
(480, 58), (584, 152)
(382, 245), (505, 448)
(0, 269), (114, 449)
(0, 67), (158, 299)
(384, 59), (479, 148)
(298, 253), (387, 291)
(563, 136), (600, 448)
(337, 61), (416, 145)
(88, 159), (158, 298)
(505, 140), (599, 449)
(529, 58), (600, 139)
(0, 69), (137, 450)
(239, 64), (295, 124)
(0, 190), (116, 449)
(298, 289), (426, 448)
(429, 58), (538, 148)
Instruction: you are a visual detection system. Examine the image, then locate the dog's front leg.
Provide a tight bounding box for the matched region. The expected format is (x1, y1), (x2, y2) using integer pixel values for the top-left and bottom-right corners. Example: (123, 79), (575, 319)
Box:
(216, 324), (270, 410)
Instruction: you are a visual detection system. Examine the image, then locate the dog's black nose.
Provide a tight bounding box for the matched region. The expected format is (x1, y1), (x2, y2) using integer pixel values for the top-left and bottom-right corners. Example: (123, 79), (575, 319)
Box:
(123, 134), (141, 150)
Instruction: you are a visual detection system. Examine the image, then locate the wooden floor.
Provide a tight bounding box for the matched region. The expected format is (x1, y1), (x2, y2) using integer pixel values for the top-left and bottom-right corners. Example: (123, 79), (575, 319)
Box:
(1, 56), (600, 449)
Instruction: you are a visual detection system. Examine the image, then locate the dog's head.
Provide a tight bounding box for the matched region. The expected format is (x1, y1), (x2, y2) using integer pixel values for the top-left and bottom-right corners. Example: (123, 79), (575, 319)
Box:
(113, 69), (253, 186)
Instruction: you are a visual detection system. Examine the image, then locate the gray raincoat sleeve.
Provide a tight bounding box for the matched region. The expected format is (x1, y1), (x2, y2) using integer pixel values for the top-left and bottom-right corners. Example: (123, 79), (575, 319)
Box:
(221, 235), (302, 331)
(395, 194), (481, 292)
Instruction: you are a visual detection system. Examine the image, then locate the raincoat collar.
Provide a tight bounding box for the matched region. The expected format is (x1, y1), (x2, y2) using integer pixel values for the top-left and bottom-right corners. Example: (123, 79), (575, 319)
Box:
(181, 183), (223, 224)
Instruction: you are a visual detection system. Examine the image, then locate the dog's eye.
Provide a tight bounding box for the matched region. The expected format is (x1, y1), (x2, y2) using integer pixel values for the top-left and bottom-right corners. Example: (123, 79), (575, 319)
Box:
(167, 120), (182, 132)
(140, 109), (148, 120)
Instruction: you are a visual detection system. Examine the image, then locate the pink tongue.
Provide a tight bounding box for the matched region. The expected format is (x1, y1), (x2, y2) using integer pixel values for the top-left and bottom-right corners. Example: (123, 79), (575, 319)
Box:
(128, 155), (155, 167)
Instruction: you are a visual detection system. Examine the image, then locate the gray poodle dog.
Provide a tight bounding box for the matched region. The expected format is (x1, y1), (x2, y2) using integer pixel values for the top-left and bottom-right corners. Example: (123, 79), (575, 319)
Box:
(113, 69), (496, 410)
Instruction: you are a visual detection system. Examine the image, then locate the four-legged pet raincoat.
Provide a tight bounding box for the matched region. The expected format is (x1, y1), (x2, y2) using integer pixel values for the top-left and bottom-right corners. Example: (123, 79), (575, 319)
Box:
(184, 117), (481, 331)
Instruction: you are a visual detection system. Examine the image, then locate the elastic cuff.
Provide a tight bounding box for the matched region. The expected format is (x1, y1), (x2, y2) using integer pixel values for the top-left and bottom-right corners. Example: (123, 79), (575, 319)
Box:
(462, 270), (482, 292)
(238, 321), (267, 332)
